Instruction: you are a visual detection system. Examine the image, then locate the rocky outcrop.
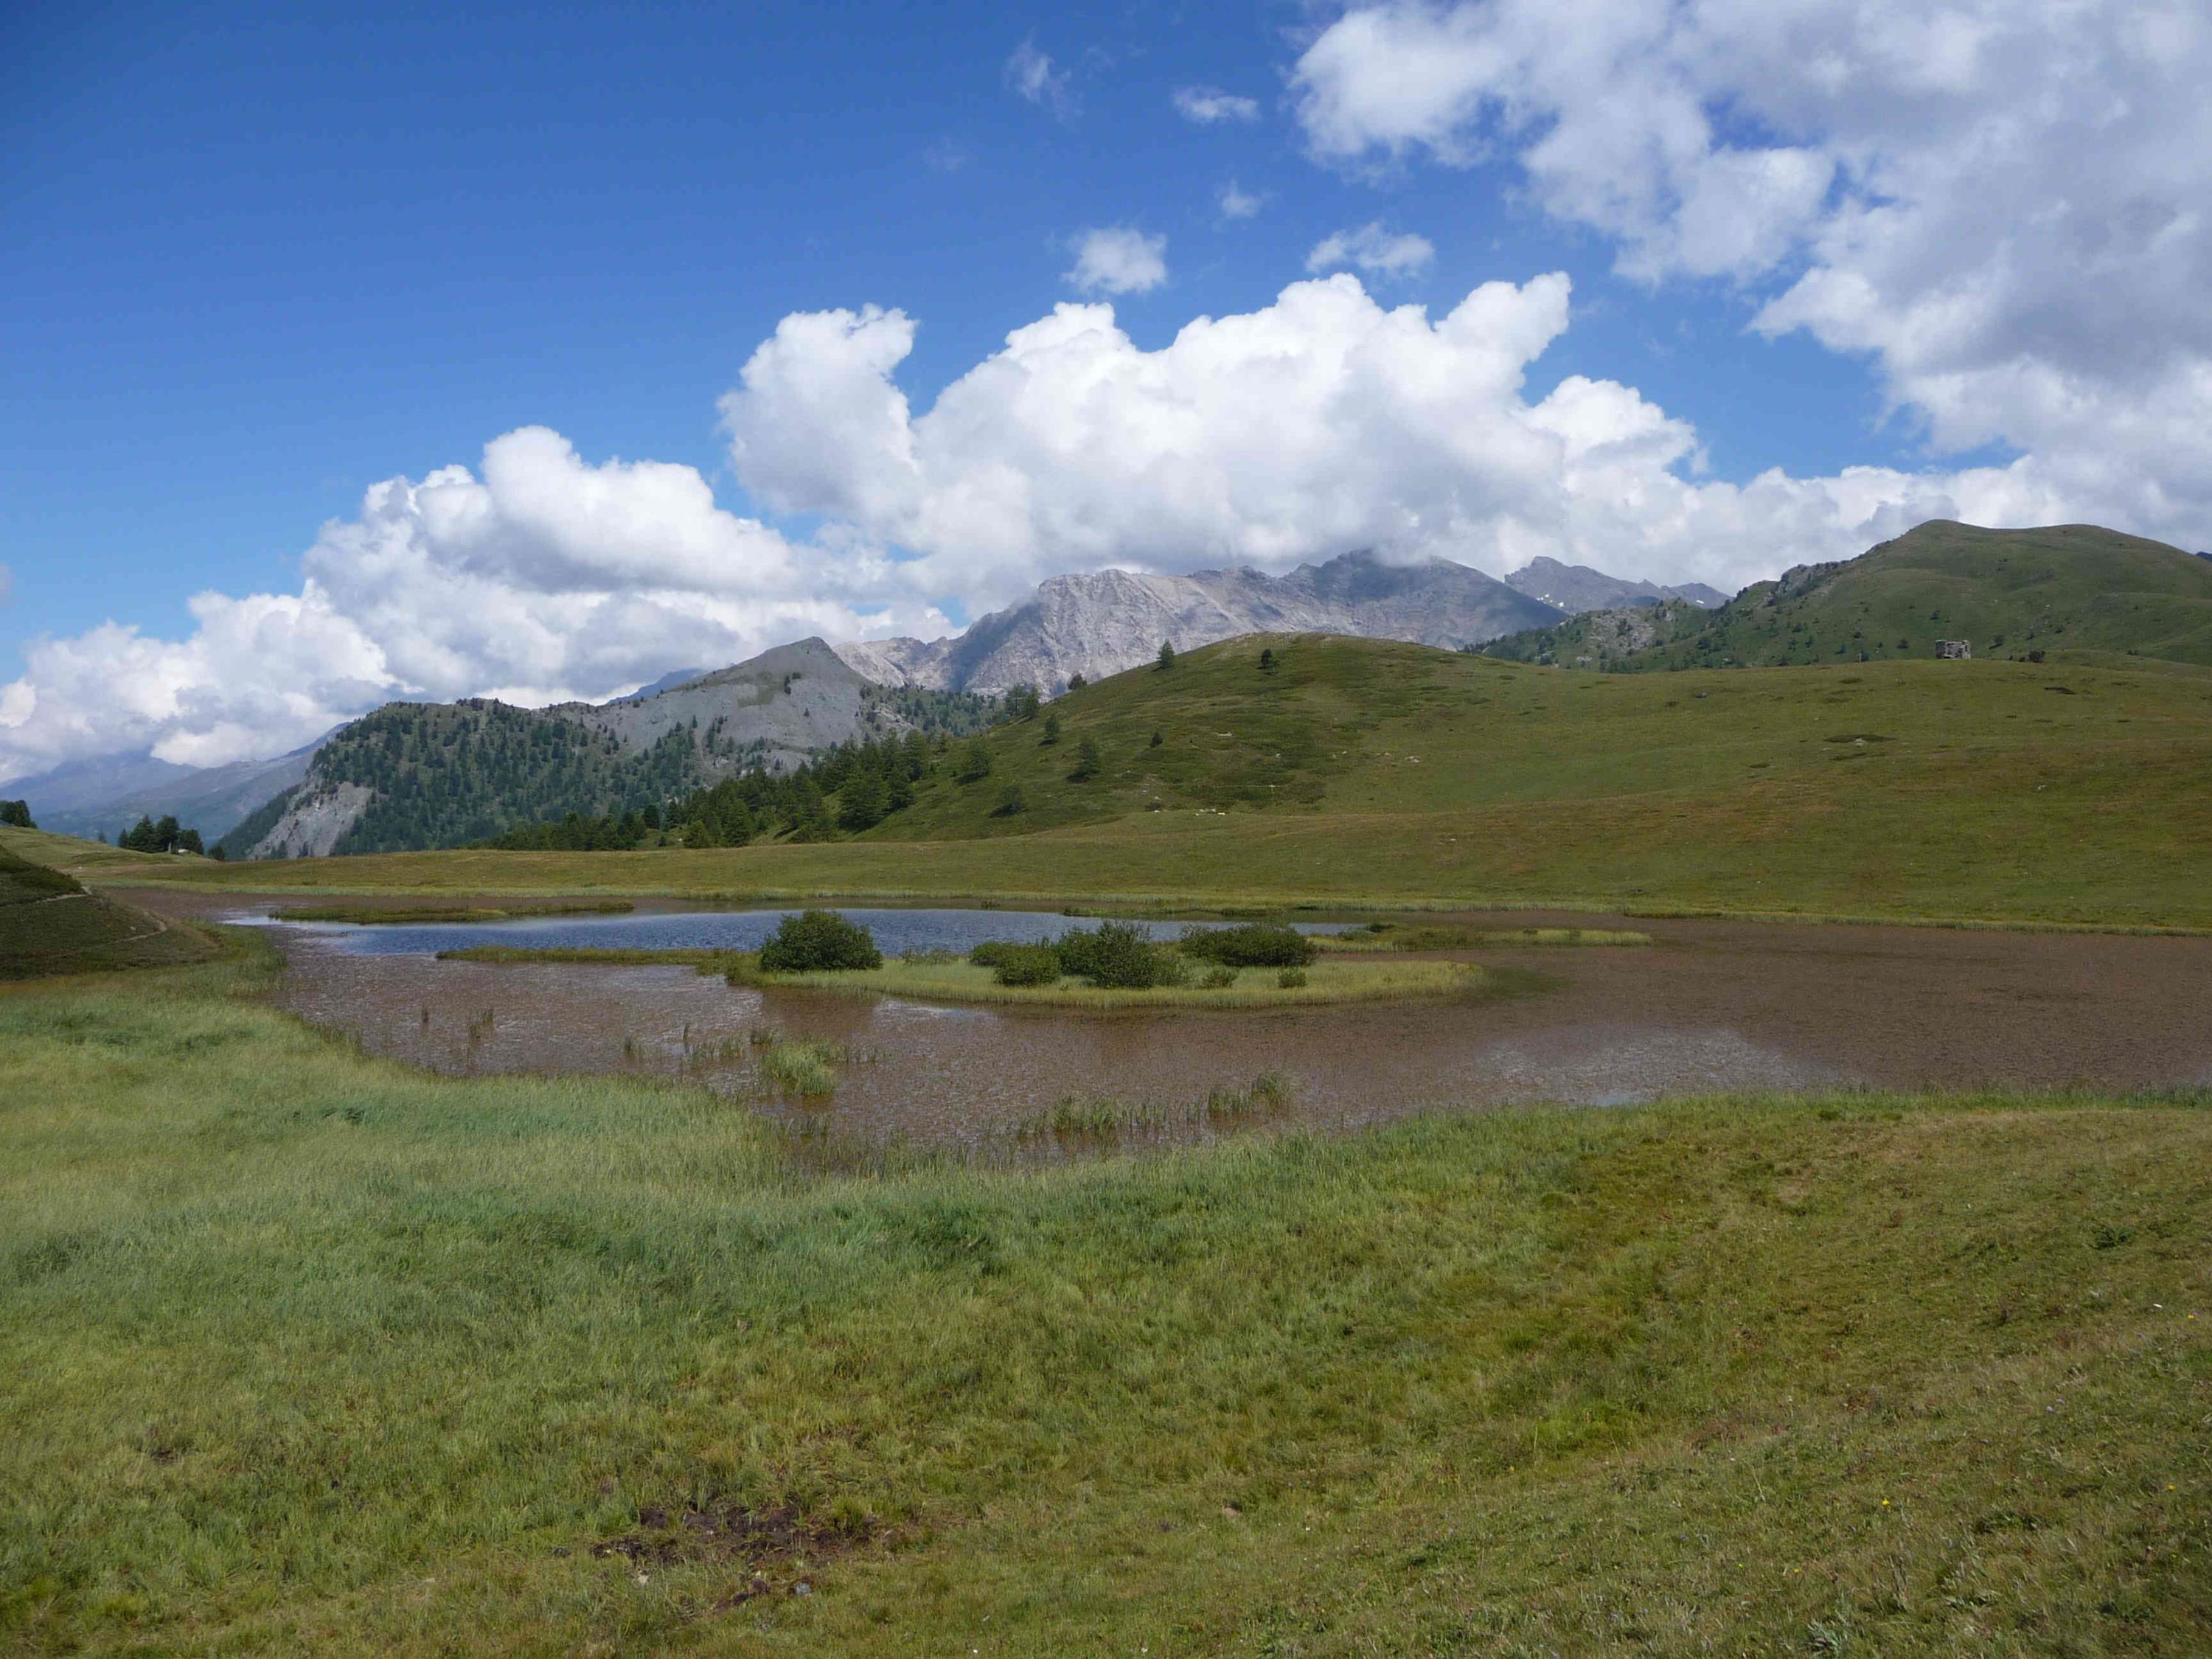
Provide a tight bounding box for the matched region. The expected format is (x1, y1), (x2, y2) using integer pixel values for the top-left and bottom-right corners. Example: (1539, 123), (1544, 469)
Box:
(558, 639), (884, 771)
(834, 551), (1566, 694)
(244, 781), (373, 860)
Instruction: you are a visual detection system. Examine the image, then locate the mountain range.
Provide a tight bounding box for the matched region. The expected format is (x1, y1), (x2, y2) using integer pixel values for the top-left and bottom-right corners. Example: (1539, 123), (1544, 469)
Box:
(223, 640), (996, 859)
(16, 549), (1675, 846)
(43, 526), (2208, 862)
(8, 737), (329, 846)
(830, 549), (1674, 695)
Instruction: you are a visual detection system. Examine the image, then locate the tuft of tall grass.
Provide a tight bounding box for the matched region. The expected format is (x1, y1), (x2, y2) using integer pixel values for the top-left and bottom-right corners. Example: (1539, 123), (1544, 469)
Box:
(1013, 1071), (1299, 1141)
(750, 1032), (872, 1098)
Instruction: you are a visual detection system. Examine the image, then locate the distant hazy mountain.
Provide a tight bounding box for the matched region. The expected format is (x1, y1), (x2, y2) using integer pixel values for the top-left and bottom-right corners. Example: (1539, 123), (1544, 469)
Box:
(603, 667), (709, 704)
(226, 639), (994, 858)
(1481, 521), (2212, 672)
(835, 550), (1566, 694)
(1502, 556), (1728, 613)
(11, 736), (328, 844)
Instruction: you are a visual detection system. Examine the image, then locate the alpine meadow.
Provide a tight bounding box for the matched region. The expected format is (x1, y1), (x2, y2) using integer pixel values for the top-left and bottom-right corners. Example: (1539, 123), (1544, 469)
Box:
(6, 4), (2212, 1654)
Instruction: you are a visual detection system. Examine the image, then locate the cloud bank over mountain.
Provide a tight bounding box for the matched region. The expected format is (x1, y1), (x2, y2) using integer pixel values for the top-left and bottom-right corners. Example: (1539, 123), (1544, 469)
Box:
(7, 0), (2207, 782)
(0, 271), (2088, 782)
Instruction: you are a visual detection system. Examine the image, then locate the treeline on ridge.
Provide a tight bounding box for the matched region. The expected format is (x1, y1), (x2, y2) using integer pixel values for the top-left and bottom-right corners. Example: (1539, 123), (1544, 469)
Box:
(219, 681), (1002, 858)
(484, 727), (950, 851)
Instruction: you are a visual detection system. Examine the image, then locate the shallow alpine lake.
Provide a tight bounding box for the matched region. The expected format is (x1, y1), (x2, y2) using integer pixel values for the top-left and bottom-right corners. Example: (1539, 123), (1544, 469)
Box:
(270, 905), (1354, 960)
(129, 891), (2212, 1166)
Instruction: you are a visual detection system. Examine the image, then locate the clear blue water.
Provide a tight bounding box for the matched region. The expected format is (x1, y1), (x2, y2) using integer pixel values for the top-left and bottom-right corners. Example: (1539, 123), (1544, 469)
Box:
(296, 907), (1355, 959)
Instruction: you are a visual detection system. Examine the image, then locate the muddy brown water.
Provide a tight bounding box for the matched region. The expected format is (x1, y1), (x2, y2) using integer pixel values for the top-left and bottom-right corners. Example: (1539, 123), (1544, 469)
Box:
(131, 891), (2212, 1162)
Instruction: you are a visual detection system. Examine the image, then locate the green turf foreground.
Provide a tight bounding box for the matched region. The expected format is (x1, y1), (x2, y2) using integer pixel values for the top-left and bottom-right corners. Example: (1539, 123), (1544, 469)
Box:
(2, 955), (2207, 1655)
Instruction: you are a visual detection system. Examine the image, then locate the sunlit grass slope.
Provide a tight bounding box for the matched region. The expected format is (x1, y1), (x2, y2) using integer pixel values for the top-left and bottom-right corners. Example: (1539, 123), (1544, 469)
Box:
(0, 840), (215, 979)
(68, 635), (2212, 927)
(1485, 520), (2212, 672)
(1, 958), (2206, 1653)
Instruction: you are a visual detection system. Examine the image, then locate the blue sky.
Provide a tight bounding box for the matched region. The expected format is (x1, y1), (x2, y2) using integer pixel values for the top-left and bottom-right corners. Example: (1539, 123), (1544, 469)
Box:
(3, 0), (2204, 778)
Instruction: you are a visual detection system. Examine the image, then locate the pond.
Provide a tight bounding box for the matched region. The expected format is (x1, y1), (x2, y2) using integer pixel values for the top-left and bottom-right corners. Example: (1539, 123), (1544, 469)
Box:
(266, 905), (1356, 959)
(143, 893), (2212, 1166)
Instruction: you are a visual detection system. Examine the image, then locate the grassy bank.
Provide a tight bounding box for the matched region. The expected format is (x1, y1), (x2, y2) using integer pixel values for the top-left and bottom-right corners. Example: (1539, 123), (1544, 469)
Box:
(274, 900), (635, 925)
(2, 958), (2206, 1654)
(436, 947), (1492, 1011)
(0, 843), (217, 980)
(757, 955), (1485, 1010)
(29, 643), (2212, 929)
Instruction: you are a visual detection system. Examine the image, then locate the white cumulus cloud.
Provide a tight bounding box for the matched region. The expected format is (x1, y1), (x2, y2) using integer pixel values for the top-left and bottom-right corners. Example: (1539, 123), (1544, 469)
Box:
(1290, 0), (2212, 538)
(717, 271), (2079, 616)
(1173, 86), (1261, 123)
(1307, 221), (1436, 277)
(1065, 227), (1169, 295)
(0, 431), (947, 782)
(1218, 181), (1262, 220)
(1005, 41), (1075, 118)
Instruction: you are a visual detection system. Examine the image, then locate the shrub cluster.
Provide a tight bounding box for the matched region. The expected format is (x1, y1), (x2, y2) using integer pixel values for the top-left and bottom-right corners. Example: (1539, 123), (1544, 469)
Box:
(970, 921), (1187, 989)
(758, 910), (883, 972)
(995, 945), (1064, 986)
(1178, 923), (1317, 968)
(1055, 921), (1187, 989)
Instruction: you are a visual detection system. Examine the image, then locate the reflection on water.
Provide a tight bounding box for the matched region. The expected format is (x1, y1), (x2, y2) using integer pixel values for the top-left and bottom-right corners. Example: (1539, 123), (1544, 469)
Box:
(195, 897), (2212, 1166)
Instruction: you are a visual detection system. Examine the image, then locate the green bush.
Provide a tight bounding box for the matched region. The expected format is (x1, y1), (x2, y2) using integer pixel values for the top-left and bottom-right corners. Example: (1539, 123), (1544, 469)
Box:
(989, 944), (1063, 987)
(1056, 921), (1186, 990)
(1180, 923), (1317, 967)
(758, 910), (882, 973)
(1276, 967), (1308, 989)
(1200, 966), (1237, 989)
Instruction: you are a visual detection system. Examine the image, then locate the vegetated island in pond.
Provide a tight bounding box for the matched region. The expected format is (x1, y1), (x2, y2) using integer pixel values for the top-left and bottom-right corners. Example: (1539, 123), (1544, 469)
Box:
(437, 917), (1559, 1010)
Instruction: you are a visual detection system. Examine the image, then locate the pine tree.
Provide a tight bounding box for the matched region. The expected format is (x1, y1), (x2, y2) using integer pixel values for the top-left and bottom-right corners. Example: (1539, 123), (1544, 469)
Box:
(1041, 712), (1062, 745)
(838, 767), (888, 832)
(1156, 640), (1177, 671)
(1071, 737), (1105, 781)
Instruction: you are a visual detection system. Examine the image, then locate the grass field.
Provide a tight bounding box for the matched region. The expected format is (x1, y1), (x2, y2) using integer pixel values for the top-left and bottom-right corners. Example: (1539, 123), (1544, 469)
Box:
(1, 953), (2206, 1654)
(0, 843), (216, 980)
(28, 639), (2212, 929)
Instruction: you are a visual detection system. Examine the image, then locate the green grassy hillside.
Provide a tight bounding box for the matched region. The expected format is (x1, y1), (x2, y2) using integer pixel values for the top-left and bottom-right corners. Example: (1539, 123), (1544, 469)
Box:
(60, 635), (2212, 928)
(2, 959), (2205, 1653)
(0, 838), (215, 978)
(1483, 521), (2212, 672)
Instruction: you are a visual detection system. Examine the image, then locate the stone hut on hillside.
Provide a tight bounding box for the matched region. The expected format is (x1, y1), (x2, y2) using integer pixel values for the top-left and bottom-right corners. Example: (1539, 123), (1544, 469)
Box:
(1938, 639), (1972, 660)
